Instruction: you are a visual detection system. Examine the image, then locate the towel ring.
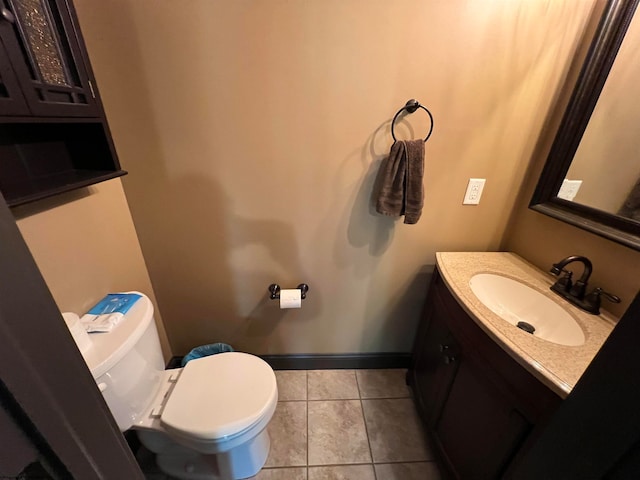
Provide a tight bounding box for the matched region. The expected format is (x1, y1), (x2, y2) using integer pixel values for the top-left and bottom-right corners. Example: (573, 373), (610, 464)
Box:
(390, 99), (434, 143)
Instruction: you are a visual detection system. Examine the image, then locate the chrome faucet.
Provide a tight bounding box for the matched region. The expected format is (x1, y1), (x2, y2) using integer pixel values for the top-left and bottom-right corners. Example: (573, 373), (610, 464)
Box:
(549, 255), (620, 314)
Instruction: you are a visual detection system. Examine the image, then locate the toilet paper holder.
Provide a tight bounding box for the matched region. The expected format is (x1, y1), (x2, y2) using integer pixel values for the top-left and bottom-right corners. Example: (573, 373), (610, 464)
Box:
(268, 283), (309, 300)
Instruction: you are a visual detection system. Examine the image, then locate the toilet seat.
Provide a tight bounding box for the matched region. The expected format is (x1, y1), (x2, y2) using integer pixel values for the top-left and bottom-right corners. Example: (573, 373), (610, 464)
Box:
(160, 352), (277, 443)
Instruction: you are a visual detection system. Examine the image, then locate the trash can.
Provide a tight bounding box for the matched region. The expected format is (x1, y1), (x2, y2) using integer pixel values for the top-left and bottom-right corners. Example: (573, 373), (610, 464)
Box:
(181, 342), (234, 366)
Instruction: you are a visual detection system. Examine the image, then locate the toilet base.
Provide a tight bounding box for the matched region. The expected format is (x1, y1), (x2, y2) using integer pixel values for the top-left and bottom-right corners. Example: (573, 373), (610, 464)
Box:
(152, 429), (271, 480)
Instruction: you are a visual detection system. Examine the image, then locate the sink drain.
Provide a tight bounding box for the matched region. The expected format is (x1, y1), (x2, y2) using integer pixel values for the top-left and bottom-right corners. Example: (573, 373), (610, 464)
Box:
(516, 321), (536, 334)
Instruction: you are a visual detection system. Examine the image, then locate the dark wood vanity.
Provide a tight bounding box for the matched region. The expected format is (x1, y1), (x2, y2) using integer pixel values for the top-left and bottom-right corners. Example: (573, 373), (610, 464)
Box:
(409, 268), (563, 479)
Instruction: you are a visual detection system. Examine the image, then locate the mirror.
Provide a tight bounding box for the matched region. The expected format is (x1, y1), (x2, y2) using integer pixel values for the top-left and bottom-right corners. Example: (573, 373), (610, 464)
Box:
(530, 0), (640, 251)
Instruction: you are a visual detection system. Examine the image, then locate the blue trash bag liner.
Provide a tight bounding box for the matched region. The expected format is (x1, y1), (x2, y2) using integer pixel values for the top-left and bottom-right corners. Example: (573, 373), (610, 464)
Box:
(181, 343), (234, 366)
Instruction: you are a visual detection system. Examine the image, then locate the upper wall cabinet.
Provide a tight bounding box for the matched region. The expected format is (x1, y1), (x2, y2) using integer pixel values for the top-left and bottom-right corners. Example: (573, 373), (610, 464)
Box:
(0, 38), (29, 115)
(0, 0), (125, 207)
(0, 0), (98, 117)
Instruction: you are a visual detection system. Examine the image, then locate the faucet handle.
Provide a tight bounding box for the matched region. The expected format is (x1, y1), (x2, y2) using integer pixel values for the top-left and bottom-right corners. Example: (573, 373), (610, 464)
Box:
(552, 270), (573, 292)
(584, 287), (621, 314)
(590, 287), (620, 304)
(550, 263), (566, 276)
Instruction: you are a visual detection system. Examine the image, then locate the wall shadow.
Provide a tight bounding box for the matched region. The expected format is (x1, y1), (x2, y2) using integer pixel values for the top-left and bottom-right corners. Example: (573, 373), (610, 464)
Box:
(361, 264), (434, 352)
(344, 120), (400, 258)
(157, 175), (319, 354)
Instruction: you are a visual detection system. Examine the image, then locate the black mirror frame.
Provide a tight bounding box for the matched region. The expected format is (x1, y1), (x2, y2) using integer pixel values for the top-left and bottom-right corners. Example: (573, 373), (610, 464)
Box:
(530, 0), (640, 251)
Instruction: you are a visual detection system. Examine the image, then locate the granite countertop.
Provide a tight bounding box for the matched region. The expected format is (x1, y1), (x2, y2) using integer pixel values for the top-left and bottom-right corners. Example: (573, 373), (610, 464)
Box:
(436, 252), (616, 398)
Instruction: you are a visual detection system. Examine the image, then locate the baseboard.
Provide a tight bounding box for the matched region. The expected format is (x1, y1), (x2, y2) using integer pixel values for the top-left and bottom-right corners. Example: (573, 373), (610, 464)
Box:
(166, 356), (183, 369)
(259, 353), (411, 370)
(167, 353), (411, 370)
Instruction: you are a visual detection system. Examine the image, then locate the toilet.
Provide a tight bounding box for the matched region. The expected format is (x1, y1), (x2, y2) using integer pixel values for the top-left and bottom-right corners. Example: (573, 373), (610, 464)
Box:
(78, 292), (278, 480)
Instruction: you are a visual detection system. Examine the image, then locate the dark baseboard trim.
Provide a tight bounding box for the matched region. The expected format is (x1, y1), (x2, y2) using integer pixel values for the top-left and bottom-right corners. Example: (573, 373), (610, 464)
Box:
(259, 353), (411, 370)
(167, 353), (411, 370)
(166, 356), (183, 369)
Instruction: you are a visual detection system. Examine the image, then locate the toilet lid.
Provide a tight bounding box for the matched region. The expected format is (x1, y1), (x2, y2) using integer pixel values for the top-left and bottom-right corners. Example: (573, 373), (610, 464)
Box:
(161, 352), (277, 441)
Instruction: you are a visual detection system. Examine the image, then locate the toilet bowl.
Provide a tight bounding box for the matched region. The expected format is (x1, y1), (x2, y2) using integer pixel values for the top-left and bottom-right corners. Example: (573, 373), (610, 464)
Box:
(135, 352), (278, 479)
(77, 292), (278, 480)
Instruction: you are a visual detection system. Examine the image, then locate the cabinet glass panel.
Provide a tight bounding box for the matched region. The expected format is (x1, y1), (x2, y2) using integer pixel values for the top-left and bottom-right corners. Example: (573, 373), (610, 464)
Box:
(8, 0), (76, 87)
(1, 0), (96, 115)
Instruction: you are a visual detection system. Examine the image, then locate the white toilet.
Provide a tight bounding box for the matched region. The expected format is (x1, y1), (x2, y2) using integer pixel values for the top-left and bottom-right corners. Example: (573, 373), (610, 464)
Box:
(78, 292), (278, 480)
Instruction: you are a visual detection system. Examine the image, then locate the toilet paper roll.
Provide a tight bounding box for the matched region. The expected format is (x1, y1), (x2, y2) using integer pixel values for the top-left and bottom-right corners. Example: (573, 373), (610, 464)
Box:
(280, 289), (302, 309)
(62, 312), (93, 354)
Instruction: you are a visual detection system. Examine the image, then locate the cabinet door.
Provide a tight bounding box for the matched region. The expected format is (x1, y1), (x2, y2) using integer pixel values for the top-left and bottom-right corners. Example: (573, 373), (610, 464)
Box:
(0, 36), (29, 115)
(435, 357), (531, 480)
(0, 0), (98, 117)
(412, 293), (460, 424)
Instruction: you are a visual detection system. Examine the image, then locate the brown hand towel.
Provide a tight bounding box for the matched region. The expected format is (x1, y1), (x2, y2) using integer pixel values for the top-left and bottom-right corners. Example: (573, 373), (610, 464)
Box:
(375, 139), (425, 224)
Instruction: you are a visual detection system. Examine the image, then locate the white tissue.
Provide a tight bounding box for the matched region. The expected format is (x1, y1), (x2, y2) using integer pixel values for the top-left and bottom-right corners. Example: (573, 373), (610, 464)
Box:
(280, 289), (302, 309)
(80, 312), (125, 332)
(62, 312), (93, 353)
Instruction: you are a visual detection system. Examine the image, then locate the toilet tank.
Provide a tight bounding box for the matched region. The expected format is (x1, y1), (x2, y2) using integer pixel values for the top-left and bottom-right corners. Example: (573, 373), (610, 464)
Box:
(80, 292), (165, 431)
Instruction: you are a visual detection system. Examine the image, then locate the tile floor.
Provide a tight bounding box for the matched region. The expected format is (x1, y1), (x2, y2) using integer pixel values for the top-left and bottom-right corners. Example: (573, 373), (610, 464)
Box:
(139, 369), (442, 480)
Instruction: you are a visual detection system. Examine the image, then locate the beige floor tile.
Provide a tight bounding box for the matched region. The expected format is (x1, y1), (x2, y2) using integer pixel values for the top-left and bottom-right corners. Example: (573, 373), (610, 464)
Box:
(264, 402), (307, 467)
(250, 467), (308, 479)
(308, 370), (359, 400)
(356, 369), (410, 399)
(374, 462), (442, 480)
(308, 464), (375, 480)
(275, 370), (308, 401)
(308, 400), (371, 465)
(362, 398), (432, 463)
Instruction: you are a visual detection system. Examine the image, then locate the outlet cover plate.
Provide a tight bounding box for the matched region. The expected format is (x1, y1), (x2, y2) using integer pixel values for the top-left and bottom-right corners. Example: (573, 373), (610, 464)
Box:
(463, 178), (486, 205)
(557, 179), (583, 201)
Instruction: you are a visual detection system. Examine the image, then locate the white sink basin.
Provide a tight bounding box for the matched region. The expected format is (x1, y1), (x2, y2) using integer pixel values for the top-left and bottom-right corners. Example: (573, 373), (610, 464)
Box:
(469, 273), (585, 347)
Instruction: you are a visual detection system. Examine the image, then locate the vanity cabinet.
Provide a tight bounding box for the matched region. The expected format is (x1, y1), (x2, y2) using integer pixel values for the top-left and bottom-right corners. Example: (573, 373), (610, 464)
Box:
(409, 269), (562, 479)
(0, 0), (125, 206)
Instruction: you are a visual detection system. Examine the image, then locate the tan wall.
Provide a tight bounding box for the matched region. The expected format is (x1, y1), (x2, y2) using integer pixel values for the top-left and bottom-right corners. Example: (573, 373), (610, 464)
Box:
(74, 0), (595, 355)
(14, 180), (172, 361)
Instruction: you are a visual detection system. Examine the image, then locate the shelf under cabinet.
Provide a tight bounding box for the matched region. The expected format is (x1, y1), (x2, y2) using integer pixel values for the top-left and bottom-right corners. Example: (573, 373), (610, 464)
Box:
(4, 168), (126, 207)
(0, 121), (125, 207)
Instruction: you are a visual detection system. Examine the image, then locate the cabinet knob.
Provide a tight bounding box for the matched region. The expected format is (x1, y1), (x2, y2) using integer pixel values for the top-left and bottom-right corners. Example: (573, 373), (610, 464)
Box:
(443, 355), (457, 365)
(439, 344), (449, 352)
(1, 8), (15, 24)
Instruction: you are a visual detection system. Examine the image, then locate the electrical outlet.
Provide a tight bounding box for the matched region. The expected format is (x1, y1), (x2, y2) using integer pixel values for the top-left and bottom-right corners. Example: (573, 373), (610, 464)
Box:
(463, 178), (486, 205)
(557, 179), (583, 201)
